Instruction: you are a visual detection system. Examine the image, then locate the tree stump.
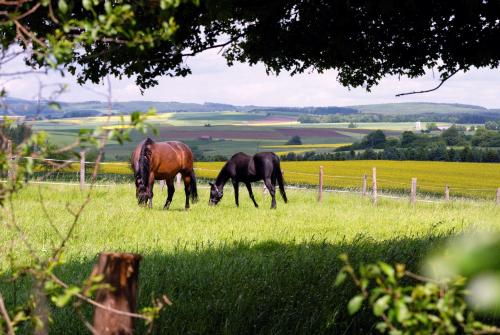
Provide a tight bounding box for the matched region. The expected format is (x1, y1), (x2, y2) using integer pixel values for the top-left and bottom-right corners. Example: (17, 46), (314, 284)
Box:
(91, 252), (142, 335)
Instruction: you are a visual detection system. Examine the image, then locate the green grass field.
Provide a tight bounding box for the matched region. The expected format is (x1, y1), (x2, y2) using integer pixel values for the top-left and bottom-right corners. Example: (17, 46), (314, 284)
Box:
(2, 184), (500, 334)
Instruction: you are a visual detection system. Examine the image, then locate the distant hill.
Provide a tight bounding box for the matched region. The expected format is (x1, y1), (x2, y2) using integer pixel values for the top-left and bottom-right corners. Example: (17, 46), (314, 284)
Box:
(350, 102), (488, 115)
(1, 97), (499, 121)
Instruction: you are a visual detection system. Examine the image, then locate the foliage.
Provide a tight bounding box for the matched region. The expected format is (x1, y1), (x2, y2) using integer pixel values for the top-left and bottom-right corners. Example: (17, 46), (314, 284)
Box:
(2, 1), (500, 90)
(0, 0), (195, 89)
(336, 255), (500, 334)
(426, 122), (440, 131)
(360, 130), (386, 149)
(286, 135), (302, 145)
(298, 112), (500, 124)
(441, 125), (465, 146)
(337, 129), (500, 162)
(485, 121), (500, 130)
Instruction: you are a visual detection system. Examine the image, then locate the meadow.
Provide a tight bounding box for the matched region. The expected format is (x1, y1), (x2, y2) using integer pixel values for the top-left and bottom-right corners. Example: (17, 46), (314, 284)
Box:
(2, 184), (500, 334)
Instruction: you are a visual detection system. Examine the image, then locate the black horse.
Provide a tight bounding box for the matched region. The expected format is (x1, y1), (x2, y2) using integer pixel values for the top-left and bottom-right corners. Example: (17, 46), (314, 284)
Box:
(209, 152), (288, 209)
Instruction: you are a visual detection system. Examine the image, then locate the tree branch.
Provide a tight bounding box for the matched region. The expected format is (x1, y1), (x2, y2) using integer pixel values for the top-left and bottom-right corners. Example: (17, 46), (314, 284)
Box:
(0, 293), (15, 335)
(395, 69), (461, 97)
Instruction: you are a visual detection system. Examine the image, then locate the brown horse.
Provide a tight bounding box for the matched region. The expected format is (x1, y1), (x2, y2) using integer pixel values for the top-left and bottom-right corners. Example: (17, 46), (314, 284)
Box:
(131, 138), (198, 209)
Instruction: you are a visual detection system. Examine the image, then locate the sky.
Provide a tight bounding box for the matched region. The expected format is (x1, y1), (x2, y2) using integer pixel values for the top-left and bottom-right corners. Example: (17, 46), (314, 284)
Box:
(2, 49), (500, 108)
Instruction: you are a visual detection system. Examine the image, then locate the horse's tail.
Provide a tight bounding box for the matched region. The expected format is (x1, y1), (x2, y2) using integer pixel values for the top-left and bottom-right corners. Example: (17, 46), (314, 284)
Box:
(190, 169), (199, 203)
(137, 137), (154, 204)
(273, 155), (288, 203)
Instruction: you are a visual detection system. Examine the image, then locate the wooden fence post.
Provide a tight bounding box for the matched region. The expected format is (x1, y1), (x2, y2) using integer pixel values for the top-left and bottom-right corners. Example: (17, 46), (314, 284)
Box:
(445, 185), (450, 201)
(372, 167), (377, 205)
(496, 188), (500, 206)
(410, 178), (417, 205)
(362, 174), (367, 196)
(79, 150), (85, 189)
(318, 165), (324, 202)
(92, 252), (142, 335)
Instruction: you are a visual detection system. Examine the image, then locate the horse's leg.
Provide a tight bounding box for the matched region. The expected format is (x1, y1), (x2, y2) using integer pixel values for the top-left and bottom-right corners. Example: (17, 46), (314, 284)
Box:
(245, 182), (258, 208)
(264, 178), (277, 209)
(233, 180), (239, 207)
(183, 173), (191, 210)
(163, 178), (175, 210)
(148, 173), (155, 209)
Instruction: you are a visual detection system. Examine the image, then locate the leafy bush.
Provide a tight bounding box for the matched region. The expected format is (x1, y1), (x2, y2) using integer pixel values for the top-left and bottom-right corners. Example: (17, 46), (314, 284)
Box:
(336, 254), (500, 334)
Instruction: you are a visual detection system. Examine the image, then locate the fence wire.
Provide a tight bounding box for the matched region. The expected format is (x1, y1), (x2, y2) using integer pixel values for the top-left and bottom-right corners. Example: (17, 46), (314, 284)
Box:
(19, 157), (500, 202)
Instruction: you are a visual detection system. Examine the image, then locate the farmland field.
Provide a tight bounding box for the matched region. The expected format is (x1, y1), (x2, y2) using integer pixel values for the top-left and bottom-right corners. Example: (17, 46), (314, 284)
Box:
(30, 111), (477, 161)
(29, 111), (405, 159)
(2, 184), (500, 334)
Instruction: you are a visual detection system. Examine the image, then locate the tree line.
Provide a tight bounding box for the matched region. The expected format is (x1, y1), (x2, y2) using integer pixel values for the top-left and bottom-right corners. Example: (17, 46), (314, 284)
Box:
(298, 112), (500, 124)
(280, 126), (500, 163)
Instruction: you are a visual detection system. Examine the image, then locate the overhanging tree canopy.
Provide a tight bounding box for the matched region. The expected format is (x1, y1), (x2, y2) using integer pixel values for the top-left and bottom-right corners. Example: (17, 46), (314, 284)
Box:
(1, 0), (499, 92)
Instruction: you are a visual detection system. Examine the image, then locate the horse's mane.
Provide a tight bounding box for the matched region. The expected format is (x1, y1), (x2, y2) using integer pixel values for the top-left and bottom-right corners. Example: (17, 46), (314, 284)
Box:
(137, 137), (154, 199)
(215, 161), (231, 188)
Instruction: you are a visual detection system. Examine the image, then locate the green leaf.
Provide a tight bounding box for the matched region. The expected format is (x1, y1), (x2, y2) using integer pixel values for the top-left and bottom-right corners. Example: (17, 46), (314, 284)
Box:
(378, 262), (395, 280)
(338, 253), (348, 262)
(82, 0), (93, 10)
(395, 300), (410, 322)
(58, 0), (68, 14)
(52, 286), (81, 307)
(373, 295), (391, 316)
(348, 295), (364, 315)
(334, 271), (347, 287)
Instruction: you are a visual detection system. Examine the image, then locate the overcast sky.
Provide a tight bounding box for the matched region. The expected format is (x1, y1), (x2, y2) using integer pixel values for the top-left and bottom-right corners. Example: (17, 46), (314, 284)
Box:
(2, 49), (500, 108)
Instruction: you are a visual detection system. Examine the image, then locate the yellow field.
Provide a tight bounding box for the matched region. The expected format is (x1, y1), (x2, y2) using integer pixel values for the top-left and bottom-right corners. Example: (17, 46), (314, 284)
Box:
(194, 160), (500, 199)
(275, 149), (310, 156)
(47, 160), (500, 199)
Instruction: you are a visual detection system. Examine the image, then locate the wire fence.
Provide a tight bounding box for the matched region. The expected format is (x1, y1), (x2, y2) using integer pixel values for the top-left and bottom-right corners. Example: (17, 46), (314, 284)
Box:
(21, 157), (500, 204)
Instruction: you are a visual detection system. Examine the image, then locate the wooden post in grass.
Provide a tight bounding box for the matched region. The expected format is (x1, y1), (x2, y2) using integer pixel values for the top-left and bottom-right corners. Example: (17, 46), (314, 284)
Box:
(372, 167), (377, 205)
(79, 150), (86, 189)
(92, 252), (142, 335)
(445, 185), (450, 201)
(362, 174), (367, 196)
(318, 165), (324, 202)
(496, 188), (500, 206)
(410, 178), (417, 205)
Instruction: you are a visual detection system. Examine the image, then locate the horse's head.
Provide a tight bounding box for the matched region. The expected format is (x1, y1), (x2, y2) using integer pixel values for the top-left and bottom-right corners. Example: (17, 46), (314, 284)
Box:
(208, 182), (223, 205)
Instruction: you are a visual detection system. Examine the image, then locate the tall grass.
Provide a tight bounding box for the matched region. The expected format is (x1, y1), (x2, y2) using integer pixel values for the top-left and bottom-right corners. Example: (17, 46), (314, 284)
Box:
(1, 184), (499, 333)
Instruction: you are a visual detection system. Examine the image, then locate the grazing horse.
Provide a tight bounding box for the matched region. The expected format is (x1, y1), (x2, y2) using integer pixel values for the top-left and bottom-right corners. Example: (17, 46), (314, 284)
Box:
(209, 152), (287, 209)
(131, 138), (198, 209)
